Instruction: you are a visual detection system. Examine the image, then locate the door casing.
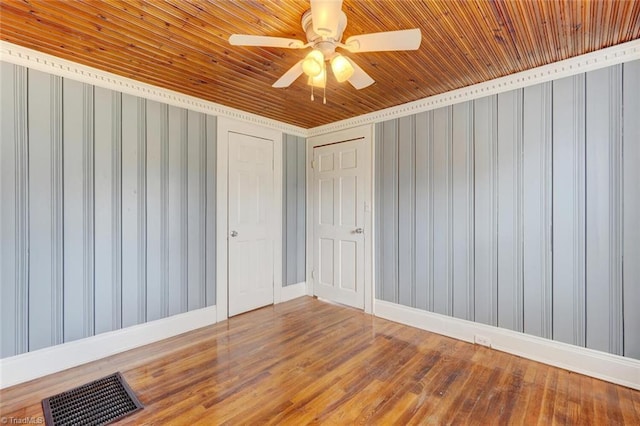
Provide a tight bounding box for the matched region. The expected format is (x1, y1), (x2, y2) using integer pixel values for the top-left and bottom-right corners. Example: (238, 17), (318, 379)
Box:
(306, 125), (374, 314)
(216, 117), (283, 321)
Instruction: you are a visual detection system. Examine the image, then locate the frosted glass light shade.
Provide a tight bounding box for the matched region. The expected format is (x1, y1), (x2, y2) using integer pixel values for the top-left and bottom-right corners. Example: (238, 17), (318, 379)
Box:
(302, 50), (325, 77)
(307, 68), (326, 88)
(330, 54), (354, 83)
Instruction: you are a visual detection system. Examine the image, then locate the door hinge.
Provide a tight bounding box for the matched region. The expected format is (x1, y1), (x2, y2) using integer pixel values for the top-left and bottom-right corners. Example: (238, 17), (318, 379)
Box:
(311, 160), (316, 169)
(311, 270), (316, 280)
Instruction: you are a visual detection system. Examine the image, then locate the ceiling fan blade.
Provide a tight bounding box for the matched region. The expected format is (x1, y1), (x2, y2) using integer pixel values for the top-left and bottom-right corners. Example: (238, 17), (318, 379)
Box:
(345, 58), (374, 90)
(344, 28), (421, 53)
(310, 0), (344, 38)
(272, 60), (305, 88)
(229, 34), (306, 49)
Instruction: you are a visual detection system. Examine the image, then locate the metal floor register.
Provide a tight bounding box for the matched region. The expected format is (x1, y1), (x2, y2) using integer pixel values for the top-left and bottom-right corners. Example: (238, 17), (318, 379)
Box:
(41, 372), (143, 425)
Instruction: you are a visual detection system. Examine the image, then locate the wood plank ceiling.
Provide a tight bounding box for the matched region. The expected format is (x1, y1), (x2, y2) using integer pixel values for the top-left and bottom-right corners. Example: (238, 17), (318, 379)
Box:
(1, 0), (639, 129)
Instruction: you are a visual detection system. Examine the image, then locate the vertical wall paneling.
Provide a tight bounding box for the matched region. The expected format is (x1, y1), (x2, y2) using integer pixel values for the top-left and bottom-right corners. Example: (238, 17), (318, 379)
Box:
(0, 63), (17, 355)
(28, 70), (64, 351)
(145, 100), (166, 321)
(552, 74), (586, 347)
(374, 123), (383, 299)
(121, 95), (147, 327)
(113, 92), (123, 331)
(381, 120), (399, 303)
(284, 135), (297, 285)
(168, 106), (188, 315)
(473, 96), (498, 326)
(160, 105), (170, 319)
(83, 84), (95, 337)
(374, 61), (637, 360)
(206, 115), (217, 306)
(623, 60), (640, 359)
(414, 112), (433, 311)
(522, 82), (553, 338)
(112, 92), (123, 331)
(290, 135), (299, 284)
(0, 63), (28, 357)
(585, 66), (623, 355)
(282, 135), (288, 284)
(1, 64), (220, 357)
(296, 136), (306, 284)
(451, 101), (474, 321)
(63, 79), (93, 342)
(432, 107), (453, 316)
(282, 134), (306, 287)
(94, 87), (122, 334)
(188, 110), (206, 310)
(398, 115), (416, 307)
(53, 76), (65, 347)
(497, 89), (524, 332)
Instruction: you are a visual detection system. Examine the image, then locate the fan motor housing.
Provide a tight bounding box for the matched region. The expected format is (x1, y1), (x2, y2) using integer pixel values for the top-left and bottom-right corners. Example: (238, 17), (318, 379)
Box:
(301, 9), (347, 57)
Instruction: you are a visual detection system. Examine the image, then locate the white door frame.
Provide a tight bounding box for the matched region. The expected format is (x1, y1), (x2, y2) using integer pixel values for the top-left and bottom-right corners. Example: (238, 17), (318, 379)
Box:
(216, 117), (283, 321)
(306, 124), (374, 314)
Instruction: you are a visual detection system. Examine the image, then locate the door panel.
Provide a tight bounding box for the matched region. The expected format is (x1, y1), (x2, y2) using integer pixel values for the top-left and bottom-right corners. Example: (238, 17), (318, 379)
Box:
(340, 241), (357, 290)
(320, 179), (335, 225)
(228, 132), (274, 316)
(313, 139), (365, 308)
(340, 176), (357, 226)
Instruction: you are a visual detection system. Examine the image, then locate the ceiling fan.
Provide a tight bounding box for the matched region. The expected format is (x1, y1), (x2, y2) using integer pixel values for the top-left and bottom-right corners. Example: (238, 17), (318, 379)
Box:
(228, 0), (421, 102)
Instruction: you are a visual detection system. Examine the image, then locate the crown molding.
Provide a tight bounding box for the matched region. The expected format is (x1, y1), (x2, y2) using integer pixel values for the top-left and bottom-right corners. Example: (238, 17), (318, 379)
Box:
(0, 41), (308, 137)
(307, 39), (640, 137)
(2, 39), (639, 139)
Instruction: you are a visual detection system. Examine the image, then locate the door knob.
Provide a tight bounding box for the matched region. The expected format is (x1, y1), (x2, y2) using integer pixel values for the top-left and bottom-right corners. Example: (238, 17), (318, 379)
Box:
(230, 230), (238, 237)
(354, 228), (364, 234)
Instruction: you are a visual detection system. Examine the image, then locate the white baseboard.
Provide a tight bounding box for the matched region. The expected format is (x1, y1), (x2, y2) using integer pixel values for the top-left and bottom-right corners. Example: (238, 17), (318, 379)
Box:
(280, 282), (307, 302)
(0, 305), (217, 389)
(374, 299), (640, 390)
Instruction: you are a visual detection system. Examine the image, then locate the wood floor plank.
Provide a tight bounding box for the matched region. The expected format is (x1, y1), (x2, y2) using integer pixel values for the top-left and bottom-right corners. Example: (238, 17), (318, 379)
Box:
(1, 297), (638, 424)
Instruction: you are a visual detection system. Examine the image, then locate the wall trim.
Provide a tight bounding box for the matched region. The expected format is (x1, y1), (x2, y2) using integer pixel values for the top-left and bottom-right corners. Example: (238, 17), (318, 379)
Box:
(3, 40), (638, 138)
(0, 41), (307, 138)
(307, 39), (640, 136)
(306, 125), (374, 314)
(374, 299), (640, 391)
(281, 282), (307, 303)
(216, 117), (283, 321)
(0, 305), (218, 389)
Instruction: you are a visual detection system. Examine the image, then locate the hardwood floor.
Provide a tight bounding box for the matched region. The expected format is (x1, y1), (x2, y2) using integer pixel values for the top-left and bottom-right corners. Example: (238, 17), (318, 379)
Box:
(1, 296), (639, 425)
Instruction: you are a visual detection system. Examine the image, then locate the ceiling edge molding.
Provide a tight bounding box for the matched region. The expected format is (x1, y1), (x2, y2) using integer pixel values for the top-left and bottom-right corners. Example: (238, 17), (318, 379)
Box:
(2, 39), (639, 138)
(0, 41), (308, 137)
(307, 39), (640, 137)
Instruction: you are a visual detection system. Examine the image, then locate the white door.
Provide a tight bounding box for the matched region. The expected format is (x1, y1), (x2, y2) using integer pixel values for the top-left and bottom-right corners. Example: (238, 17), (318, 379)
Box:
(313, 139), (366, 308)
(228, 132), (274, 316)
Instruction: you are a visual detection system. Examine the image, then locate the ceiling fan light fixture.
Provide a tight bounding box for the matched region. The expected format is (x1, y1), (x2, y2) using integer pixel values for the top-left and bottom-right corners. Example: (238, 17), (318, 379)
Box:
(302, 49), (325, 77)
(330, 54), (354, 83)
(307, 67), (327, 88)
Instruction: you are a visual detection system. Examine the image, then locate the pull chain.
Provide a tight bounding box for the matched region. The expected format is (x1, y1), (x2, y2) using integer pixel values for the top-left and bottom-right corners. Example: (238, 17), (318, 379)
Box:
(323, 71), (327, 104)
(311, 85), (314, 101)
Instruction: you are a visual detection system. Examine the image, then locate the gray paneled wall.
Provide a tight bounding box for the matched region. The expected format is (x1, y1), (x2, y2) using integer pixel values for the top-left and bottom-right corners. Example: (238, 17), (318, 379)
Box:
(375, 60), (640, 359)
(623, 60), (640, 359)
(0, 63), (217, 358)
(283, 134), (306, 286)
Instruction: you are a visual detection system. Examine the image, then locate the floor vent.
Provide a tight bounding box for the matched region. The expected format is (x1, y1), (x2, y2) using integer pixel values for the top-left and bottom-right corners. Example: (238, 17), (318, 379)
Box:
(41, 372), (143, 426)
